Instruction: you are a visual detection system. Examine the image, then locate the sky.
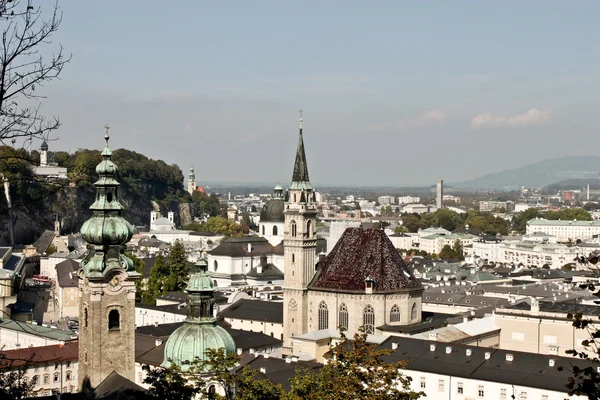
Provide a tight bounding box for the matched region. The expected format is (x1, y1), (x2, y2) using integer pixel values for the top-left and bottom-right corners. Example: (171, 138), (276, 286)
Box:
(29, 1), (600, 186)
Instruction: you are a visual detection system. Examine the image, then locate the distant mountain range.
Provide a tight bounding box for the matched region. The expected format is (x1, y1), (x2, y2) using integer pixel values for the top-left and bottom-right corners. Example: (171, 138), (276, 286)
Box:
(451, 156), (600, 190)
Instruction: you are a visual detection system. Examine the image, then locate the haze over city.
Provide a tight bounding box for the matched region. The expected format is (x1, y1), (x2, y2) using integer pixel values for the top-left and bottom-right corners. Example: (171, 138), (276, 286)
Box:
(39, 1), (600, 186)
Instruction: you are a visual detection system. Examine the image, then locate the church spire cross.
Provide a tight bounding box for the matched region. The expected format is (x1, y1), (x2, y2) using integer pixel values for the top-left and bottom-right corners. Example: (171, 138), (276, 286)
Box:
(299, 108), (303, 129)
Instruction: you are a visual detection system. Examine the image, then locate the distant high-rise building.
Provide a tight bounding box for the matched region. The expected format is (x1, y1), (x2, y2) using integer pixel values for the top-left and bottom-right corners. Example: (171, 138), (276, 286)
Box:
(436, 180), (443, 209)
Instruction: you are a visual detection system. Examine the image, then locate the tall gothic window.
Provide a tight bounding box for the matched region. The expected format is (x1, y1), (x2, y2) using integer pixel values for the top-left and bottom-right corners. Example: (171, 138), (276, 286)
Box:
(84, 308), (88, 328)
(291, 220), (297, 237)
(338, 303), (349, 331)
(411, 303), (417, 321)
(306, 220), (312, 238)
(390, 304), (401, 323)
(273, 225), (278, 236)
(318, 301), (328, 330)
(108, 309), (120, 330)
(363, 305), (375, 334)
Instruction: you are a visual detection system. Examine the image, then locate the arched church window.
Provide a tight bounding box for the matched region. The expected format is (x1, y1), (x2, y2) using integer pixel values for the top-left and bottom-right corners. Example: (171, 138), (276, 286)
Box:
(106, 191), (113, 203)
(108, 309), (120, 330)
(292, 253), (295, 263)
(411, 303), (417, 321)
(262, 225), (265, 235)
(318, 301), (328, 330)
(288, 299), (297, 312)
(306, 220), (312, 238)
(291, 220), (297, 237)
(84, 308), (88, 328)
(363, 305), (375, 334)
(273, 225), (278, 236)
(338, 303), (348, 331)
(293, 193), (297, 203)
(214, 260), (218, 271)
(390, 305), (401, 323)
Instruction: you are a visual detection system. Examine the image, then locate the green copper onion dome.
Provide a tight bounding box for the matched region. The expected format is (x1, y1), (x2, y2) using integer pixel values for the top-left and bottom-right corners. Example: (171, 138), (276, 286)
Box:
(79, 127), (138, 278)
(162, 260), (236, 372)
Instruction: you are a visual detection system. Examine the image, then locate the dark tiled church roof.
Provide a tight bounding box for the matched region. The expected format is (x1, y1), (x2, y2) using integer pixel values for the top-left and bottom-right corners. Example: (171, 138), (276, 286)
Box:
(310, 228), (423, 293)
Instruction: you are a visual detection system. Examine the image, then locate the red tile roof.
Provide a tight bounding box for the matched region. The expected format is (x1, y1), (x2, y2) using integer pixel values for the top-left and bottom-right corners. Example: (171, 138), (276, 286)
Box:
(310, 228), (423, 293)
(0, 341), (78, 369)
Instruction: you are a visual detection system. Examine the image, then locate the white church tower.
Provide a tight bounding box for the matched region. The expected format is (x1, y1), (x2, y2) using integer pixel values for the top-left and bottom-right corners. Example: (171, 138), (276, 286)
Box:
(283, 110), (318, 353)
(187, 166), (196, 195)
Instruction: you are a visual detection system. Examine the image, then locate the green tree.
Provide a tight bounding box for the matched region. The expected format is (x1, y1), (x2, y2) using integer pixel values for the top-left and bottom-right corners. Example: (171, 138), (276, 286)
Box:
(286, 330), (423, 400)
(401, 213), (421, 233)
(143, 362), (199, 400)
(144, 254), (169, 304)
(0, 351), (35, 400)
(165, 240), (189, 292)
(394, 225), (408, 234)
(128, 252), (146, 302)
(512, 208), (542, 233)
(438, 244), (460, 260)
(452, 239), (464, 261)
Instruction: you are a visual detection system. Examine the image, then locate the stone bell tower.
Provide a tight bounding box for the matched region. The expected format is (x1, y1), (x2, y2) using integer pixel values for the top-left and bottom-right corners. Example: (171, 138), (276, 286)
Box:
(78, 126), (139, 388)
(283, 110), (318, 352)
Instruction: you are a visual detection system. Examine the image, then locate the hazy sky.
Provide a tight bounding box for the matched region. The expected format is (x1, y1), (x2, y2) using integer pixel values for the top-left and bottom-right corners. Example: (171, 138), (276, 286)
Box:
(33, 1), (600, 186)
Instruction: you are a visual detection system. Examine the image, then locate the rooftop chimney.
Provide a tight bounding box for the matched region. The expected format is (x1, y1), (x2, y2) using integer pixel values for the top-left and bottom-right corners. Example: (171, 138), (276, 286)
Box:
(237, 348), (243, 355)
(430, 344), (436, 352)
(484, 352), (491, 360)
(506, 354), (514, 362)
(154, 321), (158, 327)
(259, 367), (266, 374)
(549, 359), (555, 367)
(391, 342), (398, 350)
(155, 339), (163, 347)
(466, 349), (472, 356)
(446, 346), (452, 354)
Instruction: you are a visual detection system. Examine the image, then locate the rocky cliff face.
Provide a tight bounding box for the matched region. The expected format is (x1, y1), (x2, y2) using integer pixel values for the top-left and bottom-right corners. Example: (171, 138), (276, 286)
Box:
(0, 182), (186, 245)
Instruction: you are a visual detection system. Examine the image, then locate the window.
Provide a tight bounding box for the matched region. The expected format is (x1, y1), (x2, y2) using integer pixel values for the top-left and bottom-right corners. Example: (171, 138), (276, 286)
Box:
(53, 372), (59, 382)
(31, 375), (39, 385)
(318, 301), (328, 330)
(500, 388), (507, 400)
(390, 304), (401, 323)
(292, 253), (295, 263)
(438, 379), (445, 392)
(84, 308), (88, 328)
(543, 335), (557, 344)
(291, 220), (297, 237)
(273, 225), (278, 236)
(138, 372), (143, 383)
(66, 371), (72, 381)
(43, 374), (49, 384)
(213, 260), (218, 271)
(108, 309), (120, 330)
(306, 220), (312, 238)
(541, 395), (548, 400)
(363, 305), (375, 334)
(338, 303), (349, 331)
(411, 303), (417, 320)
(262, 225), (265, 235)
(520, 392), (527, 400)
(478, 385), (484, 397)
(420, 377), (426, 389)
(457, 382), (463, 394)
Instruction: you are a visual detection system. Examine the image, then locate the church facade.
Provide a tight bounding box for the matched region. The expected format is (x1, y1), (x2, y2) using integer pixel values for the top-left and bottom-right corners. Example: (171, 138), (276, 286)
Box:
(282, 114), (423, 352)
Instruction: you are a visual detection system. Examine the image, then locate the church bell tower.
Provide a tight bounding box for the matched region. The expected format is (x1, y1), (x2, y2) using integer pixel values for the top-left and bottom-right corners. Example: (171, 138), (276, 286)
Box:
(78, 126), (139, 388)
(283, 110), (318, 352)
(187, 166), (196, 195)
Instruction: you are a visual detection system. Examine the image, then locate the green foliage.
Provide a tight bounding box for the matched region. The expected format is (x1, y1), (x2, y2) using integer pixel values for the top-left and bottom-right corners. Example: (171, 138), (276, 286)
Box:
(393, 225), (408, 234)
(183, 216), (247, 238)
(380, 205), (395, 216)
(286, 330), (423, 400)
(192, 192), (221, 218)
(512, 208), (542, 233)
(0, 352), (34, 399)
(452, 239), (464, 261)
(543, 207), (592, 222)
(144, 348), (282, 400)
(143, 254), (169, 304)
(165, 241), (190, 292)
(45, 244), (57, 255)
(143, 362), (199, 400)
(438, 244), (461, 261)
(401, 214), (421, 233)
(128, 253), (146, 303)
(465, 210), (510, 235)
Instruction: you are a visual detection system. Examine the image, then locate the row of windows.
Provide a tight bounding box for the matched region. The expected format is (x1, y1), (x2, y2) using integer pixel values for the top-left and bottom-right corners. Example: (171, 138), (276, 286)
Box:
(301, 301), (418, 333)
(290, 220), (312, 238)
(261, 225), (279, 236)
(30, 371), (74, 385)
(421, 378), (556, 399)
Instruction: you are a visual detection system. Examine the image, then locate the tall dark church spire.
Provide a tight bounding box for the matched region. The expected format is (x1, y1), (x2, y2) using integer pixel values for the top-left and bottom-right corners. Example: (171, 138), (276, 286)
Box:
(291, 109), (311, 188)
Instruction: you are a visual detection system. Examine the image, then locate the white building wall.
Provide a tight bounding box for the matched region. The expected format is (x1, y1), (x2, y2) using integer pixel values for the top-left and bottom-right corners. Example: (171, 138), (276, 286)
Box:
(135, 307), (187, 327)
